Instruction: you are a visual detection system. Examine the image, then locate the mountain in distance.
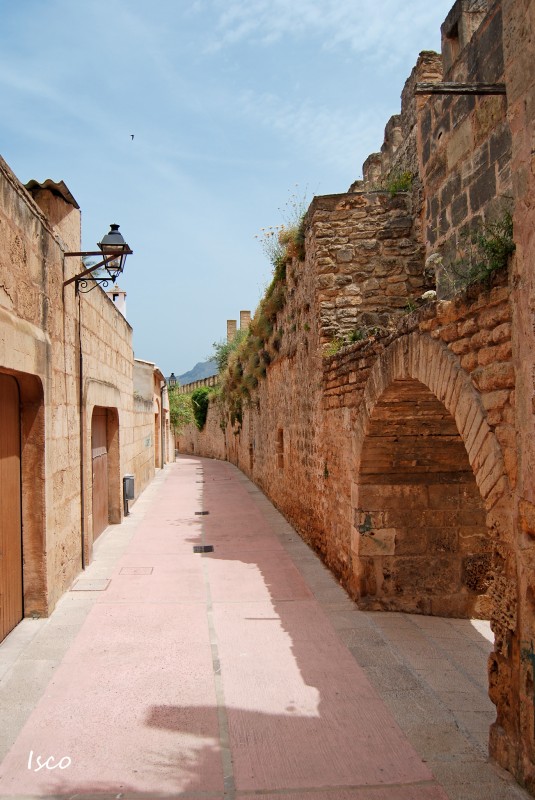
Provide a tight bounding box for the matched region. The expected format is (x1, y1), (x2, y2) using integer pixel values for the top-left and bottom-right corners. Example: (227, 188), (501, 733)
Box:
(178, 358), (218, 386)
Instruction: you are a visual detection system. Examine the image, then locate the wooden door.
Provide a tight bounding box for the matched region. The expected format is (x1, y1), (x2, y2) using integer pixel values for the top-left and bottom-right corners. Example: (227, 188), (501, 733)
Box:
(91, 408), (109, 540)
(0, 374), (22, 642)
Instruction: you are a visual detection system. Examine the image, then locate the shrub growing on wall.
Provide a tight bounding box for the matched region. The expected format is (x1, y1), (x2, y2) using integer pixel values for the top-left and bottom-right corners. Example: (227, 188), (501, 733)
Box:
(191, 387), (211, 430)
(168, 387), (194, 433)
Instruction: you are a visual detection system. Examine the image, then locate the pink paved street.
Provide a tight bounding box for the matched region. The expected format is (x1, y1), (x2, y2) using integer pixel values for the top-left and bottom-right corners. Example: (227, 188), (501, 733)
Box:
(0, 457), (484, 798)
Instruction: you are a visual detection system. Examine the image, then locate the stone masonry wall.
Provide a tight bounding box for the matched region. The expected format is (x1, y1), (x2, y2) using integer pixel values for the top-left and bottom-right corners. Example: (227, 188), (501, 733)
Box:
(419, 0), (512, 294)
(501, 0), (535, 789)
(129, 396), (155, 496)
(76, 284), (136, 565)
(0, 158), (78, 615)
(0, 156), (163, 616)
(177, 0), (535, 789)
(309, 191), (426, 343)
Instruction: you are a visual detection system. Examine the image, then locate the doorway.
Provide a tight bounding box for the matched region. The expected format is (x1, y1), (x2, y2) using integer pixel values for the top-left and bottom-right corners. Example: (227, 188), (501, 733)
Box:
(91, 407), (109, 540)
(0, 374), (23, 641)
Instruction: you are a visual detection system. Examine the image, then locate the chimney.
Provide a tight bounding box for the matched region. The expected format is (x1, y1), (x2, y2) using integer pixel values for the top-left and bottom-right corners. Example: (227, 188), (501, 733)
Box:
(227, 319), (237, 342)
(106, 284), (127, 318)
(240, 310), (251, 331)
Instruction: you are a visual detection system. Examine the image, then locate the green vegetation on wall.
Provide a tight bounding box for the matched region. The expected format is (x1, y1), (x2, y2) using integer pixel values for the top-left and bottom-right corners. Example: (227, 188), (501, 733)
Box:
(213, 190), (309, 428)
(168, 386), (194, 433)
(191, 386), (212, 430)
(439, 211), (515, 296)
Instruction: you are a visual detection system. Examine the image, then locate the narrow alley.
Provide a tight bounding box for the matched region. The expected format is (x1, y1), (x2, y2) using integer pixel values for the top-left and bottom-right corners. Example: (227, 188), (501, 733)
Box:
(0, 457), (528, 800)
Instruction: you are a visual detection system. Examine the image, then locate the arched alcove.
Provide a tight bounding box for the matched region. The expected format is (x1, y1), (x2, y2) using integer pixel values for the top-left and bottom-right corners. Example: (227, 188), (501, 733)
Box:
(351, 333), (512, 621)
(356, 377), (491, 617)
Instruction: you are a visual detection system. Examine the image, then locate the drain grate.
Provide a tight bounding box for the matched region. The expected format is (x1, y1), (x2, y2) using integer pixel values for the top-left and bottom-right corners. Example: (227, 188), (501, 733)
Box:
(195, 511), (210, 515)
(193, 545), (214, 553)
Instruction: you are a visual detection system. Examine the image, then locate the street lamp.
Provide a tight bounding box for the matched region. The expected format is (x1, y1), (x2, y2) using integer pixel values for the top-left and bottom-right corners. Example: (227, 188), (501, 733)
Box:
(63, 224), (133, 292)
(168, 373), (178, 388)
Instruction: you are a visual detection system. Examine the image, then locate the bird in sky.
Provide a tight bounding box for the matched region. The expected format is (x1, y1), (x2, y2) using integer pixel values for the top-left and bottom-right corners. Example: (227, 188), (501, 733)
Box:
(131, 134), (134, 140)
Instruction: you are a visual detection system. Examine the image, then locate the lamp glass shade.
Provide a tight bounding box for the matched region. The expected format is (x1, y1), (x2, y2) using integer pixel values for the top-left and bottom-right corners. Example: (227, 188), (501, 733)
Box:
(98, 224), (130, 280)
(98, 223), (127, 255)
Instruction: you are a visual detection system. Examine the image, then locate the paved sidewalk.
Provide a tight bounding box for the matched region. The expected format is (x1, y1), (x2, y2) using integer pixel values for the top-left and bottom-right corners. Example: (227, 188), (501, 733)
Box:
(0, 457), (529, 799)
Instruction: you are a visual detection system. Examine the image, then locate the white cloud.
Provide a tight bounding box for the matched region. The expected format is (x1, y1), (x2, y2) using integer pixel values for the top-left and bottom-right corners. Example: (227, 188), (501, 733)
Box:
(236, 89), (388, 174)
(203, 0), (451, 64)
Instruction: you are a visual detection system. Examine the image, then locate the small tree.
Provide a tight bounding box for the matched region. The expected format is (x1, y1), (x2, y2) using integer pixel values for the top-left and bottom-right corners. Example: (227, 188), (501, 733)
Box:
(191, 386), (211, 430)
(168, 386), (194, 433)
(212, 327), (248, 373)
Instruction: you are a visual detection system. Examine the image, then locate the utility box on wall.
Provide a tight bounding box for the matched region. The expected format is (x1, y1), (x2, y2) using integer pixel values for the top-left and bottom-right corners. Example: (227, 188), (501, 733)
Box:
(123, 474), (135, 515)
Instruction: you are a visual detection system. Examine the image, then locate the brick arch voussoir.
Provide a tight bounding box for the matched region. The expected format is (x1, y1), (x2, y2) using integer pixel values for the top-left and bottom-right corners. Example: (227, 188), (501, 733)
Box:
(358, 333), (509, 508)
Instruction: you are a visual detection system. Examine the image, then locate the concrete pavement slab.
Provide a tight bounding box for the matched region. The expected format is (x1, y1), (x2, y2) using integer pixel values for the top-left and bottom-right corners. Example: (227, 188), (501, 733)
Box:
(0, 457), (530, 799)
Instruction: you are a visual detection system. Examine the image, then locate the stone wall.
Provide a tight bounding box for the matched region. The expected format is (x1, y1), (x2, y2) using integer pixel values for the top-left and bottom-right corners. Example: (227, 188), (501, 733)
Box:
(177, 0), (535, 789)
(353, 51), (443, 192)
(129, 395), (155, 497)
(419, 0), (512, 295)
(501, 0), (535, 788)
(0, 159), (69, 617)
(309, 191), (427, 343)
(322, 272), (513, 618)
(75, 280), (136, 565)
(0, 156), (166, 618)
(178, 374), (218, 394)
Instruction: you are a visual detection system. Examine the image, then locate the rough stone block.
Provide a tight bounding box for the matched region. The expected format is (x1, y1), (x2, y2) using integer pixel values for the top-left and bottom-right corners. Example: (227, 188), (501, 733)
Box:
(491, 321), (512, 344)
(358, 529), (396, 556)
(450, 337), (472, 355)
(469, 165), (498, 213)
(461, 351), (478, 372)
(472, 362), (515, 392)
(447, 118), (474, 169)
(477, 303), (510, 330)
(482, 389), (511, 411)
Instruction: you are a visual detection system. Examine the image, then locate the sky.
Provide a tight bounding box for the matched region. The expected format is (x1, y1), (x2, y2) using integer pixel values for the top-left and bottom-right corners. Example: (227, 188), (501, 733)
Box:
(0, 0), (453, 377)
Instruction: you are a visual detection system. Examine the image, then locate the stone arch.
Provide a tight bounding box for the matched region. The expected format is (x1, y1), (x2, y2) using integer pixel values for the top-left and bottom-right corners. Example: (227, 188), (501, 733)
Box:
(351, 332), (512, 617)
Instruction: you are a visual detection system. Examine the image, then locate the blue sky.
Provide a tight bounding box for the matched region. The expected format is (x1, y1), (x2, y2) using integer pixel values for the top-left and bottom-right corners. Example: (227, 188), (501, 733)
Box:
(1, 0), (453, 377)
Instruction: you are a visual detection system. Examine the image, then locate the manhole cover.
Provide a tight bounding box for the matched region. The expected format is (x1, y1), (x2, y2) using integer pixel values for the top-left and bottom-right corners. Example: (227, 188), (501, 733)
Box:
(119, 567), (153, 575)
(70, 579), (110, 592)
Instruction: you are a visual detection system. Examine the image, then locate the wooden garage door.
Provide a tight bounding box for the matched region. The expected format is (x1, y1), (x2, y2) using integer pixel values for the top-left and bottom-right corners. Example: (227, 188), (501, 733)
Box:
(91, 408), (109, 540)
(0, 374), (23, 642)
